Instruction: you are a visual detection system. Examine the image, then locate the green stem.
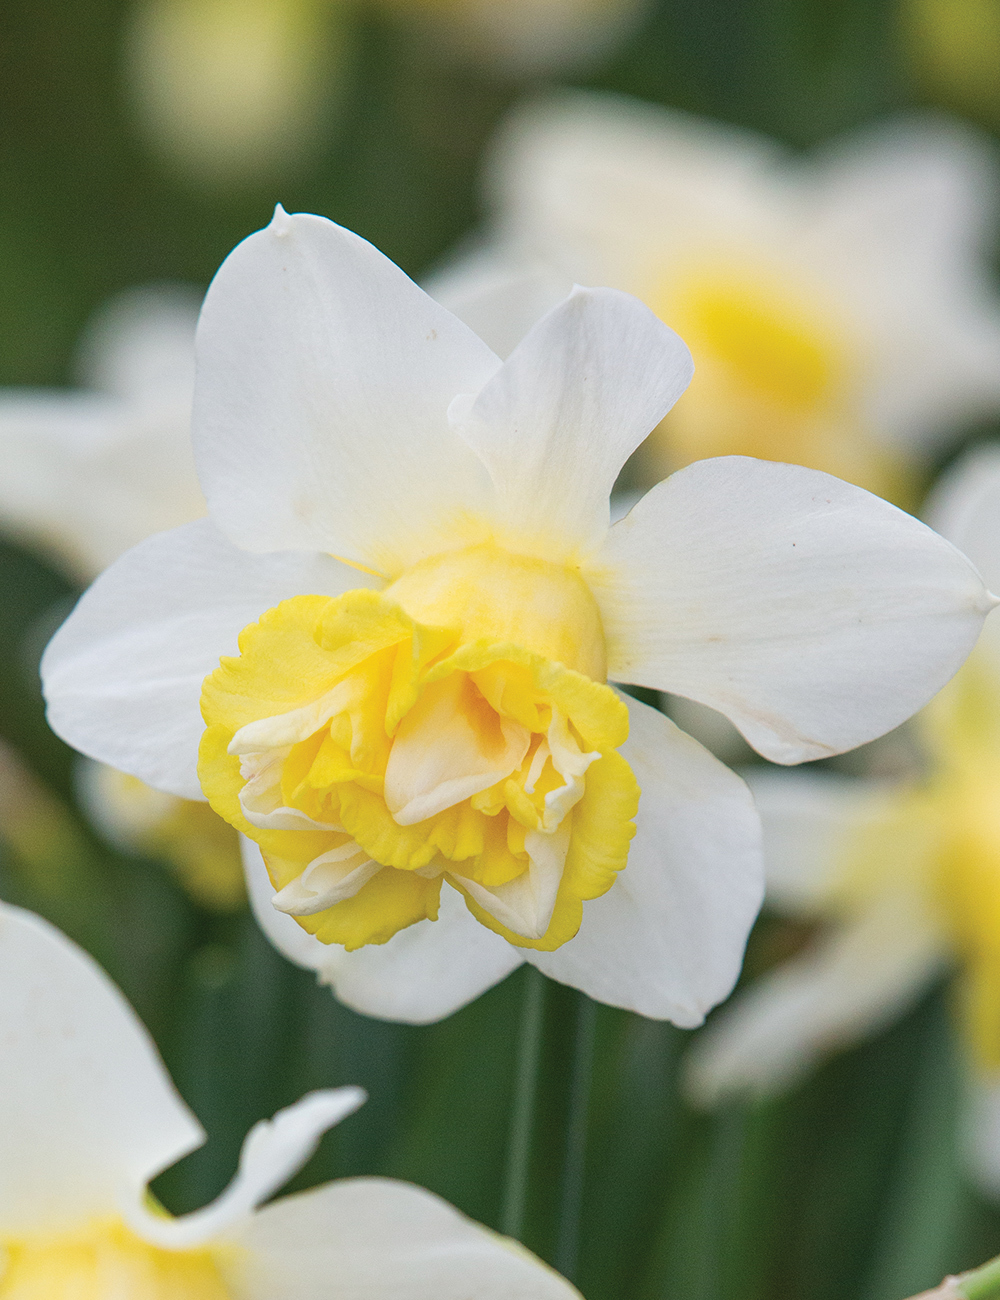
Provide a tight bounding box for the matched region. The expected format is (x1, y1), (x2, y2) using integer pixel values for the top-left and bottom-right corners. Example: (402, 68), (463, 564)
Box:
(960, 1257), (1000, 1300)
(554, 992), (597, 1283)
(501, 965), (547, 1240)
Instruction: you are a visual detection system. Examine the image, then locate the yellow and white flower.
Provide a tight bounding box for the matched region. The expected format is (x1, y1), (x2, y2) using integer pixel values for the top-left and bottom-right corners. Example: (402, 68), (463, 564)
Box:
(683, 446), (1000, 1196)
(432, 92), (1000, 501)
(41, 209), (994, 1024)
(0, 287), (245, 909)
(0, 899), (578, 1297)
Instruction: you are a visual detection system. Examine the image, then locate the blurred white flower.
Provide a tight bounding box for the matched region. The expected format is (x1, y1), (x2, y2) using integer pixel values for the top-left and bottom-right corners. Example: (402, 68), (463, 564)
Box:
(683, 444), (1000, 1197)
(40, 210), (994, 1026)
(0, 899), (579, 1297)
(432, 93), (1000, 501)
(0, 287), (246, 908)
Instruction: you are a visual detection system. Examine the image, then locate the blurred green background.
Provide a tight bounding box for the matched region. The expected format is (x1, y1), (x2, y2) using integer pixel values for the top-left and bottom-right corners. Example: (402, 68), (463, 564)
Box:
(2, 0), (999, 1297)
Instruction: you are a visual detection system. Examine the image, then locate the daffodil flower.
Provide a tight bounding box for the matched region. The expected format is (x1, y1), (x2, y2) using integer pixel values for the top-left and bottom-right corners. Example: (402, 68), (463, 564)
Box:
(41, 209), (994, 1025)
(0, 899), (577, 1297)
(0, 287), (247, 909)
(683, 445), (1000, 1197)
(432, 93), (1000, 502)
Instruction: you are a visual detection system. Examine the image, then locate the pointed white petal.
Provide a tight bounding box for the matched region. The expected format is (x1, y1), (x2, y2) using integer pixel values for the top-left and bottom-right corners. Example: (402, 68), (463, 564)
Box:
(594, 457), (994, 764)
(530, 694), (763, 1025)
(221, 1176), (580, 1299)
(0, 903), (203, 1236)
(41, 519), (366, 798)
(452, 286), (692, 561)
(683, 895), (947, 1105)
(193, 210), (501, 574)
(745, 767), (907, 913)
(244, 838), (521, 1024)
(126, 1089), (365, 1249)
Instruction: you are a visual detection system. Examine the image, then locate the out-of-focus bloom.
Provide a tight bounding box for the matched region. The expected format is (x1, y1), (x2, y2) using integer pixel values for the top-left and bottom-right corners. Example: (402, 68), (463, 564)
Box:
(0, 900), (579, 1297)
(41, 210), (993, 1025)
(0, 287), (245, 910)
(127, 0), (349, 185)
(126, 0), (648, 187)
(432, 93), (1000, 502)
(683, 446), (1000, 1197)
(903, 0), (1000, 131)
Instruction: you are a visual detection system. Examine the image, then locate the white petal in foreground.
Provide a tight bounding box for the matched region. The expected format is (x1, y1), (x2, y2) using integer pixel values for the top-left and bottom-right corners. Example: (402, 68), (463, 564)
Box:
(451, 286), (692, 561)
(530, 694), (763, 1025)
(683, 894), (947, 1105)
(126, 1088), (365, 1249)
(243, 838), (523, 1024)
(193, 208), (501, 574)
(0, 903), (203, 1236)
(225, 1176), (580, 1299)
(594, 457), (995, 764)
(41, 519), (365, 799)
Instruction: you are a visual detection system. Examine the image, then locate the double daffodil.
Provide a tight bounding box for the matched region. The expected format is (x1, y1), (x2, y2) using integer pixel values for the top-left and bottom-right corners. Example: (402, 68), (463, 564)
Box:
(42, 209), (993, 1024)
(0, 900), (577, 1297)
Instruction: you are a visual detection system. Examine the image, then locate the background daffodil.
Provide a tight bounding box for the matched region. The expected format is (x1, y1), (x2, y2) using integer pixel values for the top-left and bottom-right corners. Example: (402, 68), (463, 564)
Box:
(0, 899), (577, 1297)
(40, 209), (994, 1027)
(0, 287), (244, 911)
(431, 91), (1000, 505)
(683, 445), (1000, 1199)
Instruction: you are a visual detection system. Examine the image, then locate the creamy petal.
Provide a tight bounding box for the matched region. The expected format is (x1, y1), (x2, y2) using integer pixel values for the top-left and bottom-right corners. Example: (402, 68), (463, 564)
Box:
(453, 822), (569, 940)
(529, 694), (763, 1025)
(272, 847), (381, 916)
(451, 286), (692, 561)
(222, 1177), (580, 1299)
(0, 903), (203, 1236)
(684, 894), (947, 1105)
(745, 767), (907, 913)
(41, 519), (366, 799)
(126, 1089), (365, 1249)
(193, 209), (501, 575)
(594, 457), (994, 764)
(244, 839), (521, 1024)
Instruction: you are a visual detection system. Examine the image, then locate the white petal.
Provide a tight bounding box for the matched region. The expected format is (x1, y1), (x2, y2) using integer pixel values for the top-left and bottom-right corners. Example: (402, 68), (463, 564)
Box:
(683, 895), (947, 1105)
(964, 1077), (1000, 1199)
(453, 822), (569, 941)
(384, 673), (529, 825)
(745, 767), (906, 913)
(594, 457), (994, 764)
(243, 838), (522, 1024)
(529, 694), (763, 1025)
(272, 846), (381, 916)
(221, 1176), (580, 1299)
(126, 1089), (365, 1249)
(0, 902), (203, 1235)
(41, 519), (365, 799)
(925, 444), (1000, 591)
(426, 249), (573, 360)
(192, 209), (501, 574)
(451, 286), (692, 561)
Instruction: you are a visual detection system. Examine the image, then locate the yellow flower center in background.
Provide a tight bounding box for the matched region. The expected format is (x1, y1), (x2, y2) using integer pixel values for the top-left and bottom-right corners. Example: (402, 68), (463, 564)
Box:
(199, 543), (638, 952)
(644, 262), (911, 503)
(0, 1220), (230, 1298)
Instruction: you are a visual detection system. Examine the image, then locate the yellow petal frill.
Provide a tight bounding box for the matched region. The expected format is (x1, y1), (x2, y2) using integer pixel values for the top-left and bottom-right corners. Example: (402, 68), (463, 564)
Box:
(199, 544), (638, 953)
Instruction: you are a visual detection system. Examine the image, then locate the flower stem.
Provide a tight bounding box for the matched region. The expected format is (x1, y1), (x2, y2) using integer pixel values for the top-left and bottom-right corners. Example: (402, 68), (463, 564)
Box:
(501, 965), (547, 1241)
(554, 991), (597, 1283)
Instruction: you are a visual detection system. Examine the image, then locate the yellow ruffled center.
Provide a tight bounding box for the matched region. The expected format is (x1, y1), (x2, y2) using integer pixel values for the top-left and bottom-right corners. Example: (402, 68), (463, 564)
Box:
(645, 262), (911, 503)
(199, 543), (638, 952)
(0, 1220), (230, 1298)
